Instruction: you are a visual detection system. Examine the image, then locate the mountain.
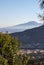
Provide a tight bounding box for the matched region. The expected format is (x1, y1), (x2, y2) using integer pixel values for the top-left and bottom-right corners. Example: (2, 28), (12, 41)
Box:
(0, 21), (42, 33)
(11, 25), (44, 49)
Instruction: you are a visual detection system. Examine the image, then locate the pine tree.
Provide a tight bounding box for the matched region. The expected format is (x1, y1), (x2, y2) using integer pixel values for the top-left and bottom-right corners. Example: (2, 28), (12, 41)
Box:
(0, 32), (28, 65)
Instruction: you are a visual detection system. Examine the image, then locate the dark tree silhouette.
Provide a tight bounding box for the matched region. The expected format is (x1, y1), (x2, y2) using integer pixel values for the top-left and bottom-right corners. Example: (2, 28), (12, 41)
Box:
(40, 0), (44, 9)
(38, 0), (44, 24)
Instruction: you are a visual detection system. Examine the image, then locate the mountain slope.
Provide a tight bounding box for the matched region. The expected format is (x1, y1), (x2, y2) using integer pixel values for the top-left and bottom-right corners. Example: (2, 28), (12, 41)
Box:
(0, 21), (42, 33)
(11, 25), (44, 49)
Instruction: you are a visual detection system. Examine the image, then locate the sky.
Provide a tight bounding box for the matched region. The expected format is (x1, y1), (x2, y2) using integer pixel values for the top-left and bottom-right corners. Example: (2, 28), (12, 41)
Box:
(0, 0), (41, 27)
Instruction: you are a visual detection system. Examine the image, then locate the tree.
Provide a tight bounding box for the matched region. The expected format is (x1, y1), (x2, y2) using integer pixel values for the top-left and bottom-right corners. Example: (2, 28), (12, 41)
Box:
(14, 54), (28, 65)
(38, 0), (44, 24)
(0, 32), (19, 65)
(0, 32), (28, 65)
(40, 0), (44, 9)
(39, 14), (44, 24)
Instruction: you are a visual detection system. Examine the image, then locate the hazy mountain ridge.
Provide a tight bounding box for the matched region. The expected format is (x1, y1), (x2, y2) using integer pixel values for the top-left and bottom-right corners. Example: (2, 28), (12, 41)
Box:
(11, 25), (44, 49)
(0, 21), (42, 33)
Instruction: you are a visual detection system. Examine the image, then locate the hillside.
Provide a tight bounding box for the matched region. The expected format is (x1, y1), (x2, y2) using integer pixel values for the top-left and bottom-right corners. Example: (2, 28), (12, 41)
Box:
(11, 25), (44, 49)
(0, 21), (41, 33)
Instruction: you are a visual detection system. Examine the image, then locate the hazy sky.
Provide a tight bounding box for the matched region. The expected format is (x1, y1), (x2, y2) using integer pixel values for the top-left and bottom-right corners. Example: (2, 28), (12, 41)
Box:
(0, 0), (40, 27)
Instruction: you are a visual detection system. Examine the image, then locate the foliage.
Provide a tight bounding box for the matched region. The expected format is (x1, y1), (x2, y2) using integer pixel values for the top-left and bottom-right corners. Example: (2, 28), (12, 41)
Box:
(40, 0), (44, 9)
(0, 57), (8, 65)
(0, 32), (28, 65)
(38, 0), (44, 24)
(14, 54), (28, 65)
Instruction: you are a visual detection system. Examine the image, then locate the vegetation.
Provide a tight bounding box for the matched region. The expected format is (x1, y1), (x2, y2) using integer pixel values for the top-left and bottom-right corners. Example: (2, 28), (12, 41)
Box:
(40, 0), (44, 9)
(0, 33), (44, 65)
(38, 0), (44, 24)
(28, 59), (44, 65)
(0, 0), (44, 65)
(0, 32), (28, 65)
